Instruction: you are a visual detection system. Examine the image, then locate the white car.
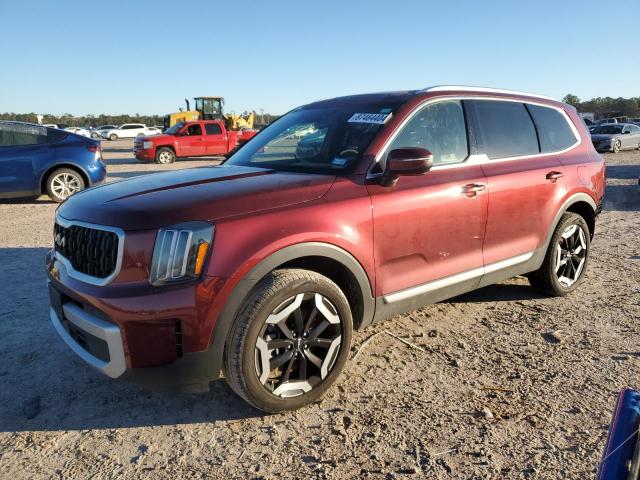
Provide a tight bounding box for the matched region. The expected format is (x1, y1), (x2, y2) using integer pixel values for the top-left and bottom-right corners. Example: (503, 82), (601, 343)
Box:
(101, 124), (156, 140)
(65, 127), (91, 137)
(91, 125), (118, 138)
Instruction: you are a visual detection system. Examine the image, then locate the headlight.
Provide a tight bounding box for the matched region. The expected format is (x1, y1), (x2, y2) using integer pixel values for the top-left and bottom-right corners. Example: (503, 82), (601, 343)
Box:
(143, 141), (153, 149)
(150, 222), (214, 286)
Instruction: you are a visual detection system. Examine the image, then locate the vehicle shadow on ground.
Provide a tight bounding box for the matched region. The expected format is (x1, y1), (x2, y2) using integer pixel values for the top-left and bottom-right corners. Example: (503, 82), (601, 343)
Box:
(604, 164), (640, 179)
(604, 183), (639, 212)
(101, 147), (133, 153)
(449, 281), (546, 304)
(0, 247), (263, 433)
(0, 197), (55, 204)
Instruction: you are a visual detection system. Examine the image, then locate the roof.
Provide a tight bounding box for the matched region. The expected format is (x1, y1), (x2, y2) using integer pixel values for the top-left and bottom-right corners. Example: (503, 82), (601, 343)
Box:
(422, 85), (556, 101)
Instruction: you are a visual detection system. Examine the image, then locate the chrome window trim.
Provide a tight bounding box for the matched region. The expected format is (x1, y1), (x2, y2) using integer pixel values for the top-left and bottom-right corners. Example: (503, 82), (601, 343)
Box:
(383, 251), (534, 304)
(370, 95), (581, 174)
(422, 85), (556, 101)
(50, 301), (126, 378)
(54, 214), (125, 286)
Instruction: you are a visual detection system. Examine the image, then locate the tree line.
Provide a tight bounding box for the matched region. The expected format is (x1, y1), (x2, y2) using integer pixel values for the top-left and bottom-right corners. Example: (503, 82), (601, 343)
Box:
(0, 111), (280, 128)
(562, 94), (640, 118)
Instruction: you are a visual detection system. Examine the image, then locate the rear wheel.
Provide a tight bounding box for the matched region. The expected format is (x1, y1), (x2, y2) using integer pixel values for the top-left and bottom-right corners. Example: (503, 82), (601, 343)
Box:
(155, 147), (176, 164)
(109, 133), (117, 141)
(45, 168), (85, 202)
(527, 212), (590, 296)
(90, 132), (99, 138)
(223, 269), (352, 413)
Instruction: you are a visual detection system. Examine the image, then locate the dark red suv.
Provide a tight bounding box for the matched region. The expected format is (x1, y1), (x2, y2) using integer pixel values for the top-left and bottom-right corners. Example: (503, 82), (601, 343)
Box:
(47, 86), (605, 412)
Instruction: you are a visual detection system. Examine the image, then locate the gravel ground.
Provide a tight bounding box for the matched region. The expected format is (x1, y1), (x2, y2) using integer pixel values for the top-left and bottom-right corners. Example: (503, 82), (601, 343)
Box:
(0, 141), (639, 479)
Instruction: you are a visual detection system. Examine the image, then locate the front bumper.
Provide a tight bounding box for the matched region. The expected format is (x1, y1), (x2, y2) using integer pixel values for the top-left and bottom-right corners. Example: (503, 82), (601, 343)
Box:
(592, 140), (613, 152)
(133, 147), (155, 161)
(46, 249), (227, 387)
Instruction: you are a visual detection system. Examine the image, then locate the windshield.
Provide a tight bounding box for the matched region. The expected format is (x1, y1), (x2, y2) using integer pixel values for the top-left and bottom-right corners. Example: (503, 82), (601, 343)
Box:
(165, 122), (185, 135)
(592, 125), (623, 134)
(225, 105), (397, 173)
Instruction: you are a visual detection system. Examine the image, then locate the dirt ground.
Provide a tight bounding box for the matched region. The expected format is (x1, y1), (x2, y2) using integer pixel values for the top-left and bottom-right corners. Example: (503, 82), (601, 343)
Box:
(0, 140), (638, 479)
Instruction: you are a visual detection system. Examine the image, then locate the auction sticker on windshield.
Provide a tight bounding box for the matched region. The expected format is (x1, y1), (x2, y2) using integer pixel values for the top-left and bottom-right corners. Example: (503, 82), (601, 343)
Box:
(347, 113), (391, 124)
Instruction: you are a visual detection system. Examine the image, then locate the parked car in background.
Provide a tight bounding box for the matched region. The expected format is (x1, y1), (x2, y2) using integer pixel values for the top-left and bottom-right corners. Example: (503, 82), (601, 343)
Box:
(0, 121), (106, 202)
(591, 123), (640, 153)
(147, 126), (162, 135)
(90, 125), (117, 138)
(101, 124), (155, 140)
(42, 124), (58, 129)
(47, 86), (604, 412)
(133, 120), (257, 163)
(65, 127), (91, 137)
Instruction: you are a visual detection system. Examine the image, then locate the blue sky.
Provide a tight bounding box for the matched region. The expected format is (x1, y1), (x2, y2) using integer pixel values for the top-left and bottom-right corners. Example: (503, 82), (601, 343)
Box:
(1, 0), (637, 115)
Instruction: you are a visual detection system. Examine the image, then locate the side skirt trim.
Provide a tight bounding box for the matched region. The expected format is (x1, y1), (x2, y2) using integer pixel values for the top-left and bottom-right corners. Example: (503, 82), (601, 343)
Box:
(382, 251), (534, 304)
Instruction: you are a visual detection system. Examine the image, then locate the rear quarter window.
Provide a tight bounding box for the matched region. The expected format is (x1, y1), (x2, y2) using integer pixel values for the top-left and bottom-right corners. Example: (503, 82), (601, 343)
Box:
(527, 104), (578, 152)
(472, 100), (539, 159)
(0, 124), (48, 147)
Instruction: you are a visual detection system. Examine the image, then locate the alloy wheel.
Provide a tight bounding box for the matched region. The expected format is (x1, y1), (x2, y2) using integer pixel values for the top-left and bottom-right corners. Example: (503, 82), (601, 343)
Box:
(254, 292), (343, 398)
(555, 223), (587, 287)
(613, 140), (621, 153)
(51, 172), (81, 200)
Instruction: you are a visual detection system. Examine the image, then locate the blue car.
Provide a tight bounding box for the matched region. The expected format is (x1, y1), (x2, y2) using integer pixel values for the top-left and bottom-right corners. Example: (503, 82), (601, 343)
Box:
(0, 121), (107, 202)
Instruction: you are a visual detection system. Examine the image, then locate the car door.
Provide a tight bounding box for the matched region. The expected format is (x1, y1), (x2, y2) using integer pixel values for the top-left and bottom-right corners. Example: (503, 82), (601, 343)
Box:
(367, 99), (488, 302)
(180, 123), (206, 156)
(470, 100), (567, 267)
(630, 125), (640, 148)
(204, 122), (227, 155)
(0, 124), (50, 196)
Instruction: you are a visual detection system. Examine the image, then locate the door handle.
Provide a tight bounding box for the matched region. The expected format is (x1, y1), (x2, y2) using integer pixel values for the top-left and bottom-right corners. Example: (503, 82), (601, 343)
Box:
(461, 183), (486, 197)
(545, 171), (564, 182)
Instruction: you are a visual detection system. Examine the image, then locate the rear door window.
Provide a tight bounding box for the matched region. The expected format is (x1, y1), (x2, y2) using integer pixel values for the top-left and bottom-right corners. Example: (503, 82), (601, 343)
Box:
(472, 100), (539, 159)
(388, 100), (469, 166)
(205, 123), (222, 135)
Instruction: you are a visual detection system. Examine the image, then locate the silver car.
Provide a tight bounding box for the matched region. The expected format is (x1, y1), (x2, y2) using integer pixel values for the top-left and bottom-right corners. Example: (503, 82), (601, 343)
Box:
(590, 123), (640, 153)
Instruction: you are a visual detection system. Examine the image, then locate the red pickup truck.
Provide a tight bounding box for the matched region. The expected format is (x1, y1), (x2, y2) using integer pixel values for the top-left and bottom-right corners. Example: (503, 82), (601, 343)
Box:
(134, 120), (257, 164)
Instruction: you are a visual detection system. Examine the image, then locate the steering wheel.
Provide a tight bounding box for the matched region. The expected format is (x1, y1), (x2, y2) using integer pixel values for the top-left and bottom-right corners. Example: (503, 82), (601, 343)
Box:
(339, 148), (359, 158)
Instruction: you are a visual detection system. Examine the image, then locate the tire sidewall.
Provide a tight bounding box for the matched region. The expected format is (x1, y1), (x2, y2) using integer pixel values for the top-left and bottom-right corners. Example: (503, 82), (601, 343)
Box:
(236, 275), (353, 412)
(548, 214), (590, 294)
(109, 134), (117, 141)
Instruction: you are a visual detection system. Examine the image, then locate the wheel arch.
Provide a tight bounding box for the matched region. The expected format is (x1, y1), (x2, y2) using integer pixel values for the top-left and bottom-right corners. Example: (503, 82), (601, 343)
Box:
(543, 193), (597, 252)
(207, 242), (375, 376)
(39, 162), (91, 195)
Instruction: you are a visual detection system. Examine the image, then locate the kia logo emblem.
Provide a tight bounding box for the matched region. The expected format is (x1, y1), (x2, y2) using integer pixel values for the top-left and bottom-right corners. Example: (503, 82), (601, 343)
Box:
(55, 233), (66, 248)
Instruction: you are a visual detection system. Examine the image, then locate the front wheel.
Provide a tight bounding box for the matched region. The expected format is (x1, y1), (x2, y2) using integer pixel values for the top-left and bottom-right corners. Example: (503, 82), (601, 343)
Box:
(91, 132), (99, 138)
(613, 139), (621, 153)
(223, 269), (353, 413)
(155, 147), (176, 164)
(527, 212), (590, 296)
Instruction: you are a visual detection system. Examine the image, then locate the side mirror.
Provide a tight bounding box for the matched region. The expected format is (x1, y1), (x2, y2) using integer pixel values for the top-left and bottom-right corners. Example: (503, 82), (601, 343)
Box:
(380, 148), (433, 187)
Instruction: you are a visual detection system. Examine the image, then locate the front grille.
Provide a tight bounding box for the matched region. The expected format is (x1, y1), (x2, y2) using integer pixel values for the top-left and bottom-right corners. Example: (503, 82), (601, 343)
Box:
(54, 222), (119, 279)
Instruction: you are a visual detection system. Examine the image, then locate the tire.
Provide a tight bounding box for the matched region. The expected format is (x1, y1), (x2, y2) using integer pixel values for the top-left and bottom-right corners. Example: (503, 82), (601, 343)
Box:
(109, 133), (117, 141)
(45, 167), (85, 202)
(155, 147), (176, 164)
(91, 132), (99, 138)
(613, 139), (621, 153)
(527, 212), (590, 296)
(223, 269), (353, 413)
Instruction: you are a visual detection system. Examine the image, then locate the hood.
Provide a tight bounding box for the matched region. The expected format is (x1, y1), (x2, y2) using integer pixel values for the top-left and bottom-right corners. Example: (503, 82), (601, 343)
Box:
(138, 133), (174, 143)
(57, 165), (335, 230)
(590, 134), (618, 141)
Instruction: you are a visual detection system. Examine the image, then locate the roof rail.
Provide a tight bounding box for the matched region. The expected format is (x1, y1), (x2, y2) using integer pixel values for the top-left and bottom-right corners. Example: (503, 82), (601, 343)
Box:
(422, 85), (557, 101)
